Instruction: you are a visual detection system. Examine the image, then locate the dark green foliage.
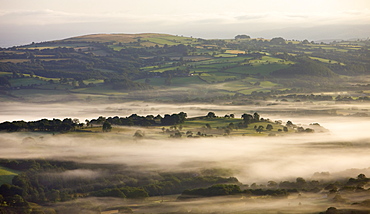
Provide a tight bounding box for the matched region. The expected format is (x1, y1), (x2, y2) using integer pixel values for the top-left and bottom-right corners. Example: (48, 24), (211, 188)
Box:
(0, 159), (239, 204)
(144, 175), (239, 196)
(0, 76), (11, 87)
(91, 188), (126, 198)
(241, 113), (253, 124)
(0, 112), (187, 132)
(235, 35), (250, 39)
(206, 112), (216, 118)
(179, 184), (289, 199)
(161, 112), (187, 126)
(183, 184), (241, 196)
(104, 78), (151, 90)
(270, 37), (286, 45)
(0, 184), (23, 197)
(0, 118), (76, 132)
(272, 57), (337, 77)
(241, 112), (260, 124)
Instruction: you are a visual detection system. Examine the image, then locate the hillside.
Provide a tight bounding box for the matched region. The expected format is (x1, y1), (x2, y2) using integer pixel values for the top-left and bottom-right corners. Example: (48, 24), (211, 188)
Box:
(0, 33), (369, 102)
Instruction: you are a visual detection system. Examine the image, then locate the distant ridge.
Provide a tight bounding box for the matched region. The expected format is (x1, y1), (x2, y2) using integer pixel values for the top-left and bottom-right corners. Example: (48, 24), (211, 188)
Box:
(62, 33), (174, 43)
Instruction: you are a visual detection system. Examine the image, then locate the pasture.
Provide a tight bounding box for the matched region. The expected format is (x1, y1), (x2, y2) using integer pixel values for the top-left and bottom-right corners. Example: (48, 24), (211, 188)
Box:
(225, 63), (289, 75)
(0, 167), (20, 185)
(182, 117), (289, 137)
(9, 78), (49, 87)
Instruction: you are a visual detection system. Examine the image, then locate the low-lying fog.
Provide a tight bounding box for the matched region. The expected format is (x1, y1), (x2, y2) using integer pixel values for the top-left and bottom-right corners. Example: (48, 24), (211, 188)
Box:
(2, 100), (370, 213)
(1, 101), (370, 184)
(1, 100), (369, 122)
(1, 131), (370, 184)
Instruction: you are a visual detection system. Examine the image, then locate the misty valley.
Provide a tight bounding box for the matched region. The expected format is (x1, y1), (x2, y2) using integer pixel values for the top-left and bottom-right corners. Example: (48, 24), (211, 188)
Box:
(0, 34), (370, 213)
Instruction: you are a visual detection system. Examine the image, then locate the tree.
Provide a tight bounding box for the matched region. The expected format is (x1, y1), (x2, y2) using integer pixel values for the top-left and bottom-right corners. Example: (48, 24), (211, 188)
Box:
(253, 112), (260, 121)
(302, 39), (310, 44)
(171, 130), (182, 138)
(358, 174), (366, 180)
(270, 37), (286, 45)
(235, 35), (250, 40)
(256, 125), (264, 133)
(206, 112), (216, 118)
(286, 121), (293, 127)
(134, 130), (145, 138)
(102, 121), (112, 132)
(241, 113), (253, 124)
(266, 124), (273, 131)
(267, 181), (278, 188)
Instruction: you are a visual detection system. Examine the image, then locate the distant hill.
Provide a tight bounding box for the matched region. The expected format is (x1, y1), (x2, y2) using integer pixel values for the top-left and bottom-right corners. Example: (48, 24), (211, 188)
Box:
(252, 24), (370, 42)
(61, 33), (173, 43)
(0, 33), (369, 102)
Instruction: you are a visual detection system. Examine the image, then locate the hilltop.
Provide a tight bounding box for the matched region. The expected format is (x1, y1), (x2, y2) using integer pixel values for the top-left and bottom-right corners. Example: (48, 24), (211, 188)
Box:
(0, 33), (369, 103)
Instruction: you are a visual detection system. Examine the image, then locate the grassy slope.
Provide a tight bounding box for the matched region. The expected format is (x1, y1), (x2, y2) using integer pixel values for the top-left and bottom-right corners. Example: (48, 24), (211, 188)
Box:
(0, 167), (20, 185)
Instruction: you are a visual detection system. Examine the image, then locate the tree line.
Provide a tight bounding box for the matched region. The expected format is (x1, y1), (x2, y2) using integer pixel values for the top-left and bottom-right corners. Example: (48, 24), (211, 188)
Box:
(0, 159), (239, 211)
(0, 112), (188, 132)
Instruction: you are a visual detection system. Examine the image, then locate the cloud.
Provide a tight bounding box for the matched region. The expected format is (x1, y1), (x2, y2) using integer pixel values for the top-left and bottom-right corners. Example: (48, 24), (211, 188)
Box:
(1, 8), (369, 27)
(0, 7), (370, 47)
(236, 13), (269, 21)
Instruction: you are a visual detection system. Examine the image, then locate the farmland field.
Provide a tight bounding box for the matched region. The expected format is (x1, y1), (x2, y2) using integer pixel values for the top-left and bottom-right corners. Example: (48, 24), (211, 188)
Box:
(225, 63), (289, 75)
(0, 167), (19, 185)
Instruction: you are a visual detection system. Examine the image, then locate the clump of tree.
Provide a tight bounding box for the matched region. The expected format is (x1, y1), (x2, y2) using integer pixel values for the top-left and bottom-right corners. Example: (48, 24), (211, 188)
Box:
(0, 118), (80, 132)
(206, 112), (216, 118)
(235, 35), (251, 40)
(133, 130), (145, 138)
(0, 112), (188, 133)
(241, 112), (260, 124)
(179, 184), (242, 199)
(270, 37), (286, 45)
(161, 112), (187, 126)
(178, 184), (289, 200)
(0, 158), (239, 206)
(102, 121), (112, 132)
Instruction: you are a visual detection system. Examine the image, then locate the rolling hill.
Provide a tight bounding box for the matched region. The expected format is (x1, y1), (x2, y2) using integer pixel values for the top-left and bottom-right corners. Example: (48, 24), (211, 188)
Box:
(0, 33), (369, 102)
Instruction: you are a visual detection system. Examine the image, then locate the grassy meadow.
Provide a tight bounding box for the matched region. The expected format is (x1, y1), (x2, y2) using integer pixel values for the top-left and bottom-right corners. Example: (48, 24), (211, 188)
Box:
(0, 167), (20, 185)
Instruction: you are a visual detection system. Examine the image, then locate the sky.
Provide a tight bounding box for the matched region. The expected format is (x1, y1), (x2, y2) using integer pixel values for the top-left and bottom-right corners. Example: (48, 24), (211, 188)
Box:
(0, 0), (370, 47)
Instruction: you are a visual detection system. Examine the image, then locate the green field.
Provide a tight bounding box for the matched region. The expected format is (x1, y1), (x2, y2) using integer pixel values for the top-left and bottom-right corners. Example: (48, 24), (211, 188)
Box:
(137, 76), (206, 87)
(182, 117), (290, 136)
(9, 78), (49, 87)
(0, 72), (12, 76)
(11, 88), (72, 97)
(0, 167), (20, 185)
(71, 85), (129, 95)
(225, 63), (289, 75)
(198, 73), (237, 83)
(309, 56), (345, 65)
